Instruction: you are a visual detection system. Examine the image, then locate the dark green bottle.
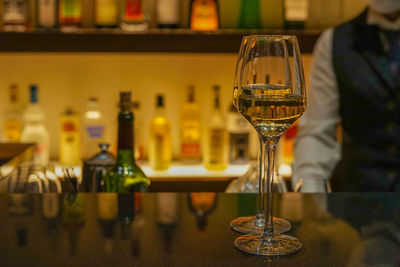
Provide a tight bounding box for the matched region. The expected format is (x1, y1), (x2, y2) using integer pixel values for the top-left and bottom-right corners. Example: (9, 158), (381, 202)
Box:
(239, 0), (261, 29)
(103, 92), (150, 193)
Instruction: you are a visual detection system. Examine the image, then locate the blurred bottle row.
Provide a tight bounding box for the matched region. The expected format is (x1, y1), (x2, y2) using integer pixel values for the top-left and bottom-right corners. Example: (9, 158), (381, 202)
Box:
(2, 83), (262, 172)
(0, 0), (366, 32)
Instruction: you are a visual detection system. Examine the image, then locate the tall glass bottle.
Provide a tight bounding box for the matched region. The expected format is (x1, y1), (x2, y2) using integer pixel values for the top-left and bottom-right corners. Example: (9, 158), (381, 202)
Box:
(103, 92), (149, 193)
(239, 0), (260, 29)
(203, 85), (227, 171)
(83, 97), (105, 159)
(21, 84), (50, 166)
(58, 0), (82, 30)
(190, 0), (219, 31)
(149, 94), (172, 171)
(37, 0), (58, 28)
(3, 0), (29, 31)
(3, 84), (23, 142)
(283, 0), (308, 29)
(95, 0), (118, 27)
(180, 85), (201, 164)
(120, 0), (148, 31)
(59, 108), (81, 166)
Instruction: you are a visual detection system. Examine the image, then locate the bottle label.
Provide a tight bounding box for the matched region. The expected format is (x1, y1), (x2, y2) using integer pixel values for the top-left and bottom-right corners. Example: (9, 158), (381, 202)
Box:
(181, 143), (200, 158)
(209, 128), (224, 164)
(191, 0), (218, 31)
(124, 0), (143, 21)
(38, 0), (57, 27)
(284, 0), (308, 21)
(86, 125), (105, 139)
(63, 121), (77, 132)
(4, 118), (23, 141)
(60, 0), (82, 19)
(33, 142), (48, 165)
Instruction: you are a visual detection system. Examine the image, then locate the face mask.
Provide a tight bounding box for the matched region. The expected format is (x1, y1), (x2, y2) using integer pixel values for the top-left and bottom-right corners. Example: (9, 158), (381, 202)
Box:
(367, 0), (400, 14)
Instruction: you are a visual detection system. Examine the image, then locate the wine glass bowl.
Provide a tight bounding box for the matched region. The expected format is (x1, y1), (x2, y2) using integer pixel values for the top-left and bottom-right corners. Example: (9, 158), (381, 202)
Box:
(234, 35), (306, 256)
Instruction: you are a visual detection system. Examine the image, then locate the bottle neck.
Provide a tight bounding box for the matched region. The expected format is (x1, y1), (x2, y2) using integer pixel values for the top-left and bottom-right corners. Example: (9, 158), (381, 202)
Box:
(117, 112), (135, 161)
(156, 105), (166, 117)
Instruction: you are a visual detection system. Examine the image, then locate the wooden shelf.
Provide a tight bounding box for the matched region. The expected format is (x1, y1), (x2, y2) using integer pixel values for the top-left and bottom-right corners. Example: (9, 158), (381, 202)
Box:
(0, 28), (320, 53)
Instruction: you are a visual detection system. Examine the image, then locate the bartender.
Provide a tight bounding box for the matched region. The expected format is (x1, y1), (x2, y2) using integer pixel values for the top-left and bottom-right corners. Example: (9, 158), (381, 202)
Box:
(293, 0), (400, 192)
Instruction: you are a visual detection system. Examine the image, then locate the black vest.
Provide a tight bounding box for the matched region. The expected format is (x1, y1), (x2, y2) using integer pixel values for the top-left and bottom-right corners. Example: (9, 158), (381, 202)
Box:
(332, 10), (400, 191)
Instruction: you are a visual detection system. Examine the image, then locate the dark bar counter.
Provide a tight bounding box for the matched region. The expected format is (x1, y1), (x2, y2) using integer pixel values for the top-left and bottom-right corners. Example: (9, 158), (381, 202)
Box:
(0, 193), (399, 267)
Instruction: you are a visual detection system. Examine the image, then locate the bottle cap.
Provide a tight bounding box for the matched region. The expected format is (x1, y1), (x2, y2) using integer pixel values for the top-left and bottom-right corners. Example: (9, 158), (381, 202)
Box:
(120, 91), (132, 113)
(30, 84), (38, 103)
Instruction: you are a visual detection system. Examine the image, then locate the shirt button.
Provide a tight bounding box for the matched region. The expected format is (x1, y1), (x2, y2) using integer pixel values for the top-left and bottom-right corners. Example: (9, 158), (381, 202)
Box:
(387, 145), (398, 155)
(387, 100), (396, 111)
(387, 170), (397, 180)
(385, 122), (396, 133)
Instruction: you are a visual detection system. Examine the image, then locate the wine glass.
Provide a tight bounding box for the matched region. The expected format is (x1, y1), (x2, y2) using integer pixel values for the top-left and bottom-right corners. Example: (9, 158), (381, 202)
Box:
(231, 36), (291, 235)
(234, 35), (306, 256)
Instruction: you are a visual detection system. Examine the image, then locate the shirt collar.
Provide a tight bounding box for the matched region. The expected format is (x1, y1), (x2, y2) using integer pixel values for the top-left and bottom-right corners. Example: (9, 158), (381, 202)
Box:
(367, 8), (400, 30)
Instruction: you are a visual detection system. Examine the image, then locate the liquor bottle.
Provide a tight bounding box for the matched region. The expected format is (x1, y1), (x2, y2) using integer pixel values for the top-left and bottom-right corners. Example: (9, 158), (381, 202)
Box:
(203, 85), (227, 171)
(227, 103), (249, 165)
(180, 85), (201, 163)
(37, 0), (58, 28)
(120, 0), (148, 31)
(149, 94), (172, 171)
(190, 0), (219, 31)
(102, 92), (149, 192)
(3, 84), (23, 142)
(260, 0), (283, 29)
(96, 193), (118, 247)
(283, 0), (308, 29)
(2, 0), (29, 31)
(59, 0), (82, 30)
(59, 108), (81, 166)
(21, 84), (50, 166)
(188, 193), (217, 231)
(95, 0), (118, 27)
(62, 194), (85, 255)
(83, 97), (105, 159)
(239, 0), (260, 29)
(156, 0), (180, 28)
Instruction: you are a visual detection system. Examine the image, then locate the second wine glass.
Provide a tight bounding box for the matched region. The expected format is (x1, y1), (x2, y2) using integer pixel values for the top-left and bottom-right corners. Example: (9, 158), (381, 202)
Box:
(234, 35), (306, 256)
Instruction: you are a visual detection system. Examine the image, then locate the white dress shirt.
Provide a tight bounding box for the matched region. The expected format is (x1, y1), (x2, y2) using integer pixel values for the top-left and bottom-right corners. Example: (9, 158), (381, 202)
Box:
(293, 8), (400, 192)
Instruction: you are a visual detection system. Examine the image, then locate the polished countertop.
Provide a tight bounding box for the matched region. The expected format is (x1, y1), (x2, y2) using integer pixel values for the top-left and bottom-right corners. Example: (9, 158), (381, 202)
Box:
(0, 193), (399, 267)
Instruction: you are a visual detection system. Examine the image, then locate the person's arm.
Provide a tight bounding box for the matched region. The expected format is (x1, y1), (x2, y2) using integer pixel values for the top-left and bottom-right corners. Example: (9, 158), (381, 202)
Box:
(292, 28), (341, 193)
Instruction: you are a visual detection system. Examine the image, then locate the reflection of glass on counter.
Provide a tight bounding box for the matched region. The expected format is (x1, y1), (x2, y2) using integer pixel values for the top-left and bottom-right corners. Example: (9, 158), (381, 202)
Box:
(62, 194), (85, 255)
(8, 194), (32, 248)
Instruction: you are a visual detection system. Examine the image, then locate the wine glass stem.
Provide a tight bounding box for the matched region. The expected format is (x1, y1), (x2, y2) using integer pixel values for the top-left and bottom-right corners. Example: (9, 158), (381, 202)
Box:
(262, 138), (278, 243)
(256, 136), (265, 219)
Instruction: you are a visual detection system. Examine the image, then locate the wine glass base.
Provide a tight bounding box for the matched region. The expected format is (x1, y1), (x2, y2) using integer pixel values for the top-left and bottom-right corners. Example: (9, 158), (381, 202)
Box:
(230, 216), (291, 235)
(234, 234), (302, 256)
